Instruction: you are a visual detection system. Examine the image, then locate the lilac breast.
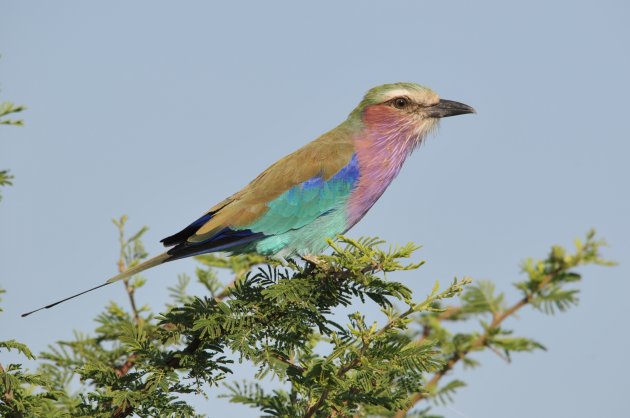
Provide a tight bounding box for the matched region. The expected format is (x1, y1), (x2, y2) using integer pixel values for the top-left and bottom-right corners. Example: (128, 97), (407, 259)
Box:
(346, 132), (415, 228)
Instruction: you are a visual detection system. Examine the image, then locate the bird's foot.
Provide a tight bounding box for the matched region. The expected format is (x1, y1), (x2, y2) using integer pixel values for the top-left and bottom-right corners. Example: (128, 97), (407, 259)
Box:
(301, 255), (329, 269)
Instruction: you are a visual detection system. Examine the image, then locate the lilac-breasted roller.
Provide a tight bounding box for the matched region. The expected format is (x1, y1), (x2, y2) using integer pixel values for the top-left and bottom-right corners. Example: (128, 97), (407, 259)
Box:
(22, 82), (474, 316)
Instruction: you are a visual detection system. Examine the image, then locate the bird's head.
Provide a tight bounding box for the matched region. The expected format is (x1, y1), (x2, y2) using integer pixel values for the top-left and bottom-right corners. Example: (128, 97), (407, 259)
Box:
(349, 82), (475, 147)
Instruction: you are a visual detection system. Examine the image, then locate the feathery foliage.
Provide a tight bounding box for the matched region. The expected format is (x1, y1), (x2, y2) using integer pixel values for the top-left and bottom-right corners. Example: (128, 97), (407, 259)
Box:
(0, 101), (25, 127)
(0, 219), (612, 417)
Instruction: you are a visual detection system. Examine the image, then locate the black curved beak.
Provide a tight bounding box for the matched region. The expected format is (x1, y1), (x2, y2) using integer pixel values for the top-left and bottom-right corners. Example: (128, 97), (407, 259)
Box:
(427, 99), (476, 118)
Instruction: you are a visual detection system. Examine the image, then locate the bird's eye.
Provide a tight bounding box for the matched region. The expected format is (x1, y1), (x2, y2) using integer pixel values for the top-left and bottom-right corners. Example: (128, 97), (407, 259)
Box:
(393, 97), (409, 109)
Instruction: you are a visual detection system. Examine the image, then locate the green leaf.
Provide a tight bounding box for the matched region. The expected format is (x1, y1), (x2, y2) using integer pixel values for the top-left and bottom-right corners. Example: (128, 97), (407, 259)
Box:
(0, 340), (36, 360)
(461, 280), (504, 315)
(0, 101), (25, 126)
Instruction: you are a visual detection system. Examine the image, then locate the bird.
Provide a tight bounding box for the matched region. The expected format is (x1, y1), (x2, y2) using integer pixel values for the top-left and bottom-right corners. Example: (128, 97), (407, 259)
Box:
(22, 82), (474, 317)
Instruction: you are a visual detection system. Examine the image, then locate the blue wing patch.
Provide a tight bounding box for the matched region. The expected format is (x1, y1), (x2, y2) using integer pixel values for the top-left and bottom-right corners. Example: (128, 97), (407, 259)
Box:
(162, 154), (360, 259)
(242, 154), (360, 235)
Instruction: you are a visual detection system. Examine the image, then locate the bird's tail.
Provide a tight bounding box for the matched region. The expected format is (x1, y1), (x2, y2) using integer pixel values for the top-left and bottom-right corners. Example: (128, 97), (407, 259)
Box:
(21, 252), (172, 317)
(106, 252), (171, 283)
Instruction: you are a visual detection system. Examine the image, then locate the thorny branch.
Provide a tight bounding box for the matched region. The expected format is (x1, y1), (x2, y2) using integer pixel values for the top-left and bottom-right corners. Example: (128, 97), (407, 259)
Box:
(305, 280), (469, 418)
(0, 362), (24, 418)
(112, 274), (240, 418)
(392, 275), (555, 418)
(108, 232), (607, 418)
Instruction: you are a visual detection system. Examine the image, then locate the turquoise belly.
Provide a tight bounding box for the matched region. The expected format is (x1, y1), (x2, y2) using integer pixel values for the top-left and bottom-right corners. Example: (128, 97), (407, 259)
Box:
(253, 207), (348, 257)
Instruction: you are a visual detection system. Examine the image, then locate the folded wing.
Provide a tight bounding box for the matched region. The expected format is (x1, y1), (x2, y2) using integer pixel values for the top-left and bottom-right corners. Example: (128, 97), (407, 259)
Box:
(161, 135), (358, 259)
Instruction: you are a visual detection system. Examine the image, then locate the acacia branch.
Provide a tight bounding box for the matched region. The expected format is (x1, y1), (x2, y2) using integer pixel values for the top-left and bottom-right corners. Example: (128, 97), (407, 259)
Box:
(416, 306), (462, 346)
(122, 277), (141, 325)
(116, 222), (141, 324)
(112, 276), (238, 418)
(393, 276), (553, 418)
(307, 282), (468, 418)
(0, 362), (22, 418)
(305, 306), (413, 418)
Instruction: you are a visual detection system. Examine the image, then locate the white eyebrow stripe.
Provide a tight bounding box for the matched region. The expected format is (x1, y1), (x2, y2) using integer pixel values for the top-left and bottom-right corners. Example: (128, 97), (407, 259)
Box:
(380, 89), (429, 105)
(381, 89), (414, 101)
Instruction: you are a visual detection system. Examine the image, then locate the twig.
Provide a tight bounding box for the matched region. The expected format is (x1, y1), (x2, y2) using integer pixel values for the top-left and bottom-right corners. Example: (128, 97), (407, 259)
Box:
(123, 278), (141, 324)
(114, 353), (138, 378)
(117, 224), (141, 325)
(305, 280), (469, 418)
(271, 352), (305, 374)
(111, 273), (242, 418)
(416, 306), (462, 346)
(488, 345), (510, 363)
(305, 388), (330, 418)
(0, 362), (23, 417)
(306, 301), (435, 417)
(392, 276), (553, 418)
(215, 277), (237, 300)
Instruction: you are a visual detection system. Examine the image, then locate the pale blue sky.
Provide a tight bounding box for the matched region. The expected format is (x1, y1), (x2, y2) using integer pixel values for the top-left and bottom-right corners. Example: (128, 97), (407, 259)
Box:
(1, 1), (629, 417)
